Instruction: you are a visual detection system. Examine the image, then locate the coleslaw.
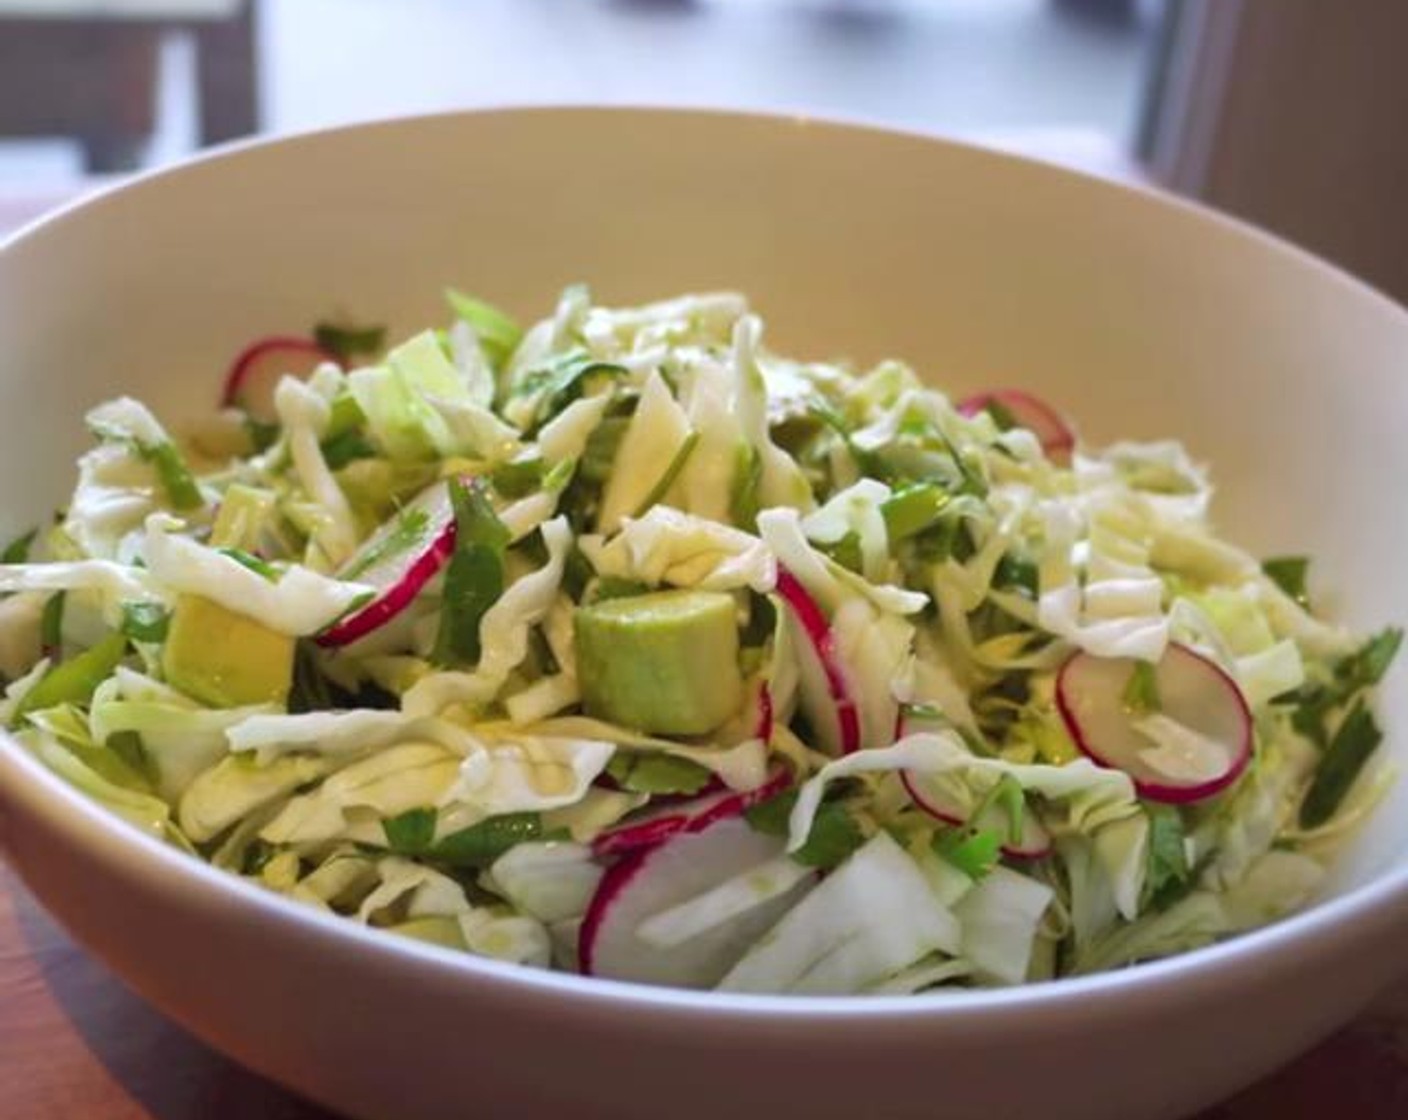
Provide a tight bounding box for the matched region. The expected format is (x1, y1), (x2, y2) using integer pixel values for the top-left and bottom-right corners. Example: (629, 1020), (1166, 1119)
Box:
(0, 285), (1396, 994)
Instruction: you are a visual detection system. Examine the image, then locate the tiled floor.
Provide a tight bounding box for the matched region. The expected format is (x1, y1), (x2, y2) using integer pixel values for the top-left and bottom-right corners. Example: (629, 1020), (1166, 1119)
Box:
(0, 0), (1165, 184)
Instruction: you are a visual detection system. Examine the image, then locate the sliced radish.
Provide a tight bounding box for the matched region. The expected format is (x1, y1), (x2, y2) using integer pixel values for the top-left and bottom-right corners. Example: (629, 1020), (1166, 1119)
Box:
(895, 705), (1051, 858)
(223, 336), (337, 422)
(774, 567), (860, 755)
(315, 480), (458, 647)
(957, 389), (1075, 464)
(1055, 642), (1253, 803)
(579, 816), (814, 988)
(591, 769), (790, 859)
(752, 679), (774, 742)
(635, 855), (814, 949)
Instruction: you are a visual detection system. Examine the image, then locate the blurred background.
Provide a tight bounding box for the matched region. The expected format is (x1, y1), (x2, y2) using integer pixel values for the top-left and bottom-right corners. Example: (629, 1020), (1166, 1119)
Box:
(0, 0), (1404, 301)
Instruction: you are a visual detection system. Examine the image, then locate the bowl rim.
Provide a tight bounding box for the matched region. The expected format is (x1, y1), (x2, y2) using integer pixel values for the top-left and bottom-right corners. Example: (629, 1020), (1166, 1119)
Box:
(2, 104), (1406, 1021)
(4, 102), (1407, 323)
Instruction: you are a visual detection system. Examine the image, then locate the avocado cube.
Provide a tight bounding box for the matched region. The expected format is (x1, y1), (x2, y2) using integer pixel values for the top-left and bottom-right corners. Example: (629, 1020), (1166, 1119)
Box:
(574, 589), (743, 736)
(162, 594), (294, 708)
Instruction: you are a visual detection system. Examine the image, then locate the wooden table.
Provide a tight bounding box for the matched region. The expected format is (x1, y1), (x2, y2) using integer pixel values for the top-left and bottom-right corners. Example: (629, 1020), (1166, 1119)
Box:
(1, 177), (1406, 1120)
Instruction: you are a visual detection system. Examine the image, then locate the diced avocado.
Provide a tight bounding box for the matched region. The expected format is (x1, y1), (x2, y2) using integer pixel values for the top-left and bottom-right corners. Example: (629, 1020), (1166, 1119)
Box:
(162, 594), (294, 708)
(574, 589), (743, 736)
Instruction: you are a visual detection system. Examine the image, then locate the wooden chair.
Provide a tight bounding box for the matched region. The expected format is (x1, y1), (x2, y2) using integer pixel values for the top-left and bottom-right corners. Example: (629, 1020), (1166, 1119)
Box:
(0, 1), (255, 172)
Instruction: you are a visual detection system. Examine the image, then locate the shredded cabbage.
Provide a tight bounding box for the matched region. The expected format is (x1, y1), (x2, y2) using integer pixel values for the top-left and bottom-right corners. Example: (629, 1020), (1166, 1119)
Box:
(0, 286), (1392, 995)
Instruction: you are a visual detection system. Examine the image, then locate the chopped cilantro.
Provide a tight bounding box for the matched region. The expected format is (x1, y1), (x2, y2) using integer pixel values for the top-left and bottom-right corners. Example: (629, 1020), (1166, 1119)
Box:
(1299, 701), (1383, 829)
(1143, 804), (1191, 911)
(745, 789), (866, 870)
(432, 478), (510, 667)
(1262, 555), (1311, 607)
(120, 601), (170, 644)
(933, 828), (1001, 880)
(313, 320), (387, 364)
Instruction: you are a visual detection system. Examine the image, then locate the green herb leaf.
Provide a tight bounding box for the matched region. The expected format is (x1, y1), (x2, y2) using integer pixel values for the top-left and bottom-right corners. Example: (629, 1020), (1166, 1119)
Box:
(560, 544), (594, 603)
(1143, 804), (1191, 910)
(881, 483), (949, 541)
(39, 591), (65, 656)
(993, 552), (1039, 598)
(432, 811), (543, 866)
(1262, 555), (1311, 607)
(744, 789), (865, 870)
(342, 506), (432, 582)
(739, 592), (777, 649)
(245, 418), (280, 452)
(1284, 683), (1334, 747)
(314, 320), (387, 364)
(382, 806), (544, 865)
(515, 350), (625, 431)
(729, 442), (764, 531)
(982, 398), (1019, 432)
(912, 517), (975, 565)
(324, 391), (366, 439)
(320, 428), (378, 470)
(605, 752), (714, 796)
(432, 477), (510, 667)
(1122, 660), (1162, 715)
(1, 528), (36, 564)
(15, 632), (127, 722)
(1337, 628), (1403, 692)
(1299, 701), (1383, 829)
(241, 838), (277, 876)
(288, 642), (335, 714)
(990, 775), (1027, 847)
(490, 457), (546, 499)
(591, 576), (650, 603)
(143, 442), (203, 511)
(382, 806), (439, 854)
(932, 827), (1001, 880)
(107, 729), (149, 780)
(819, 531), (864, 575)
(445, 289), (523, 369)
(580, 415), (629, 484)
(120, 601), (170, 644)
(1283, 628), (1401, 748)
(451, 474), (512, 556)
(805, 395), (887, 480)
(216, 547), (281, 582)
(791, 801), (866, 869)
(631, 431), (700, 519)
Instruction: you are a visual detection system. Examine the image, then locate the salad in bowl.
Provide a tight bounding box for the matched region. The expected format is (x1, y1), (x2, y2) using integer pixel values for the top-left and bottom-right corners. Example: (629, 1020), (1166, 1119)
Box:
(0, 286), (1395, 995)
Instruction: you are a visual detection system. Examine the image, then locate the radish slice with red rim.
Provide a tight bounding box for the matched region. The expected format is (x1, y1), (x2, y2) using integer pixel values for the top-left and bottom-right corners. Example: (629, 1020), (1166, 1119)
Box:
(752, 680), (774, 742)
(774, 567), (860, 755)
(957, 389), (1075, 464)
(894, 705), (1051, 859)
(223, 336), (337, 422)
(591, 769), (790, 858)
(315, 480), (458, 647)
(1055, 642), (1253, 803)
(580, 816), (814, 988)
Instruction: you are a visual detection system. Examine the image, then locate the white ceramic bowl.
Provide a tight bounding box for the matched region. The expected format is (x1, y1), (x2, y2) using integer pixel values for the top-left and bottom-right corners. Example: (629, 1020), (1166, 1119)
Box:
(2, 109), (1407, 1120)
